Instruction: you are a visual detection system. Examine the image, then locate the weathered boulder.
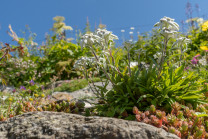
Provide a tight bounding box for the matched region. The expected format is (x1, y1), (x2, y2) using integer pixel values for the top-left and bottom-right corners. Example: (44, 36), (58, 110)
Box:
(52, 92), (74, 101)
(0, 111), (180, 139)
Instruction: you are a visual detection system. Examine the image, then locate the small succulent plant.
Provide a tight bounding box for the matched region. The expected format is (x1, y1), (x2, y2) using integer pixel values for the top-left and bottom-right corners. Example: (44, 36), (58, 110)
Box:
(69, 101), (76, 109)
(171, 102), (181, 115)
(149, 105), (156, 114)
(73, 107), (79, 114)
(196, 104), (207, 113)
(75, 101), (85, 109)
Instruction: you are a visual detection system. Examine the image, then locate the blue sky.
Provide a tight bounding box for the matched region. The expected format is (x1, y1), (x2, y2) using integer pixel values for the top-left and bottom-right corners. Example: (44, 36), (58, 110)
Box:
(0, 0), (208, 47)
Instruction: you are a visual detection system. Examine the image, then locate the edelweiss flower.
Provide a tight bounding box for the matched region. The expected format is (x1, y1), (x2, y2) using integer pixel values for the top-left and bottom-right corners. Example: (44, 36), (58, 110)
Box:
(80, 33), (101, 50)
(130, 62), (138, 68)
(160, 28), (177, 39)
(153, 52), (162, 59)
(196, 18), (204, 24)
(199, 57), (206, 66)
(73, 57), (97, 70)
(95, 28), (118, 44)
(154, 16), (179, 31)
(172, 37), (191, 47)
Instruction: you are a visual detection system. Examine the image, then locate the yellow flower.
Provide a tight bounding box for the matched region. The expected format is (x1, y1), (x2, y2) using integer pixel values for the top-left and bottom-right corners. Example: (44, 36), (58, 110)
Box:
(34, 94), (39, 98)
(29, 98), (33, 101)
(200, 46), (208, 51)
(202, 21), (208, 31)
(41, 94), (45, 98)
(8, 98), (13, 102)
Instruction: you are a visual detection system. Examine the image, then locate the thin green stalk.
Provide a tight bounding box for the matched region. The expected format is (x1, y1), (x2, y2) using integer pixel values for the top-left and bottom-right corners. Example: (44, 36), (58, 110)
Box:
(128, 52), (131, 77)
(158, 38), (168, 80)
(90, 45), (122, 93)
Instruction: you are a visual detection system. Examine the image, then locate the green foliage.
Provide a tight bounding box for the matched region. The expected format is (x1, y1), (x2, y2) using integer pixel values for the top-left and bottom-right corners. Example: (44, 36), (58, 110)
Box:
(187, 28), (208, 53)
(45, 77), (101, 95)
(0, 58), (37, 87)
(94, 61), (207, 117)
(35, 40), (87, 83)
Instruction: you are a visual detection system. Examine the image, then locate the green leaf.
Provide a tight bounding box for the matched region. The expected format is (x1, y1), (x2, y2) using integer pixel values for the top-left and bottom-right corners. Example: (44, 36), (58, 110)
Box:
(84, 108), (91, 117)
(148, 56), (158, 69)
(174, 63), (185, 76)
(151, 99), (157, 106)
(195, 112), (208, 117)
(137, 95), (146, 103)
(124, 115), (135, 120)
(126, 85), (136, 102)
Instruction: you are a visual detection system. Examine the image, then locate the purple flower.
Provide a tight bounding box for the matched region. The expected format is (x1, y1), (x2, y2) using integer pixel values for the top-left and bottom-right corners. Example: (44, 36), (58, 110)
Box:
(12, 89), (16, 93)
(41, 85), (45, 90)
(29, 80), (35, 86)
(20, 86), (26, 91)
(191, 57), (198, 65)
(47, 95), (50, 99)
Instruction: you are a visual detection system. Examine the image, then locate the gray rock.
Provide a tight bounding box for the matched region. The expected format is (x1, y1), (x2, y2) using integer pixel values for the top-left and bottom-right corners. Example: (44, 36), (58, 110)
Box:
(52, 81), (113, 99)
(0, 84), (15, 94)
(0, 111), (180, 139)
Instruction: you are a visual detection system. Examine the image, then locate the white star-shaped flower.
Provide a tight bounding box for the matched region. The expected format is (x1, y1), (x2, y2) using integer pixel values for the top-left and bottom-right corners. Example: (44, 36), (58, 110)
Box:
(154, 16), (179, 31)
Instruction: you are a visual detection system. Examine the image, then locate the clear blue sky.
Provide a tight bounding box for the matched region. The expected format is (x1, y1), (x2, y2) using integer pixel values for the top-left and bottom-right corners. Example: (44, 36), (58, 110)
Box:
(0, 0), (208, 47)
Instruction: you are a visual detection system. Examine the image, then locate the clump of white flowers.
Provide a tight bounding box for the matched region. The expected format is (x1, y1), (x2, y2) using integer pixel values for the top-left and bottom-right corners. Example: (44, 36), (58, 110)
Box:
(199, 56), (207, 66)
(75, 28), (121, 95)
(154, 16), (179, 31)
(153, 16), (191, 78)
(73, 57), (96, 70)
(80, 28), (118, 51)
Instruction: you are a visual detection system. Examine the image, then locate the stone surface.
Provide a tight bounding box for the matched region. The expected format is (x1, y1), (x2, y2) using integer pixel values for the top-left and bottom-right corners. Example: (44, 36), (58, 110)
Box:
(52, 81), (113, 99)
(37, 98), (57, 106)
(0, 111), (180, 139)
(0, 84), (15, 94)
(52, 92), (74, 101)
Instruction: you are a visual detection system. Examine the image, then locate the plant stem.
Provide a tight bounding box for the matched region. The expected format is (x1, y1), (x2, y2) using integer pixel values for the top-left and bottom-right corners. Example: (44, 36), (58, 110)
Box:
(90, 46), (122, 93)
(179, 43), (183, 67)
(128, 52), (131, 77)
(158, 38), (168, 80)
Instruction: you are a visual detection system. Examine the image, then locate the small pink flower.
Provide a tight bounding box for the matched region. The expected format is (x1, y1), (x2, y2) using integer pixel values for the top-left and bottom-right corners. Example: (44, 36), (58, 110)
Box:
(194, 54), (201, 58)
(184, 67), (190, 71)
(191, 57), (198, 65)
